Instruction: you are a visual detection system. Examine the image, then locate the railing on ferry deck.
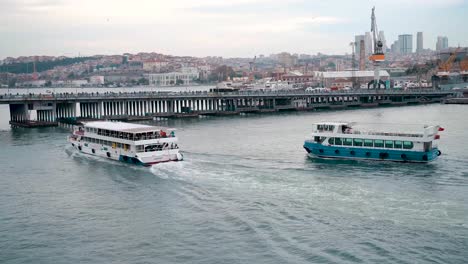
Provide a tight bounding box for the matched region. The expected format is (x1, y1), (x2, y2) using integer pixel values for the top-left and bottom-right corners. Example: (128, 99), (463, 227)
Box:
(313, 129), (424, 138)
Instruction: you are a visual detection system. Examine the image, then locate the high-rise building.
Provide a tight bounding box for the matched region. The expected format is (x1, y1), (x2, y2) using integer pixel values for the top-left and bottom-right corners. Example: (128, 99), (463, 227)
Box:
(398, 34), (413, 54)
(436, 36), (449, 51)
(355, 35), (365, 57)
(391, 40), (399, 54)
(417, 32), (423, 53)
(359, 40), (366, 71)
(365, 32), (373, 55)
(379, 31), (387, 51)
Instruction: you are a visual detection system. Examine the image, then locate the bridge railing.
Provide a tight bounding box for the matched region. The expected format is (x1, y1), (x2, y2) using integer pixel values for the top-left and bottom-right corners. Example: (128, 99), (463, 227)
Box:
(0, 88), (454, 101)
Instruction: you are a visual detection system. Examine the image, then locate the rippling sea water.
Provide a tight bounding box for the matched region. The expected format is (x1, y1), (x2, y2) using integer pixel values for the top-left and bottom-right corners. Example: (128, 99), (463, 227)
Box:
(0, 104), (467, 264)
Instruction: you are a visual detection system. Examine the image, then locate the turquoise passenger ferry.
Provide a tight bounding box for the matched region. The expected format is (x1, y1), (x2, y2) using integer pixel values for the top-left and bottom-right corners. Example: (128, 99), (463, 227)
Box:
(303, 122), (443, 163)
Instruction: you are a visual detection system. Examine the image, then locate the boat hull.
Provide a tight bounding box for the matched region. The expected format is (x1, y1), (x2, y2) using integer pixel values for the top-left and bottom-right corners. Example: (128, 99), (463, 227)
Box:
(303, 141), (440, 163)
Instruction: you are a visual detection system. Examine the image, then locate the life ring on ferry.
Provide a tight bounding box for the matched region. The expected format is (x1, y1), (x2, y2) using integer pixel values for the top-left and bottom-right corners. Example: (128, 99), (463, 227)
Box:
(350, 150), (356, 155)
(422, 154), (428, 161)
(365, 152), (371, 157)
(437, 150), (442, 156)
(319, 149), (324, 154)
(401, 154), (408, 160)
(106, 152), (111, 158)
(334, 149), (340, 154)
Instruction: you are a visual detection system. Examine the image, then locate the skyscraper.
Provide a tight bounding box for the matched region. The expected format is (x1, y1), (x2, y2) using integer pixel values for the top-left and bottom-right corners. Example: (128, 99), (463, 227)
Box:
(398, 34), (413, 54)
(355, 35), (365, 56)
(417, 32), (423, 53)
(359, 40), (366, 70)
(436, 36), (449, 51)
(391, 40), (399, 54)
(365, 32), (372, 55)
(379, 31), (387, 52)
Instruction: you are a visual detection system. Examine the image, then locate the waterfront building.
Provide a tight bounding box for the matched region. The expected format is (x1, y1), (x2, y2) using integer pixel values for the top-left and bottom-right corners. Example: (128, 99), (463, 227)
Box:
(147, 67), (199, 86)
(316, 70), (390, 88)
(436, 36), (449, 51)
(417, 32), (424, 53)
(398, 34), (413, 54)
(281, 72), (314, 84)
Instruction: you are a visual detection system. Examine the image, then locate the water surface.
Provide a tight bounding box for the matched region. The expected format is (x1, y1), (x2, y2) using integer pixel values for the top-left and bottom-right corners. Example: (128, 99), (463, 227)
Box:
(0, 104), (467, 263)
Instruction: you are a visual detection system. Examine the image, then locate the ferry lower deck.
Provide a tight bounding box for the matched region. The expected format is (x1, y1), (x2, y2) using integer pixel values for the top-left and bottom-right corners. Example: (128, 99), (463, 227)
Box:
(303, 141), (440, 163)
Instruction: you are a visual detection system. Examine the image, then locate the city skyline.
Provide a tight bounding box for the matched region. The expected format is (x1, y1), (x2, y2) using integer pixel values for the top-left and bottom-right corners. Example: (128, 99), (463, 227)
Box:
(1, 0), (467, 59)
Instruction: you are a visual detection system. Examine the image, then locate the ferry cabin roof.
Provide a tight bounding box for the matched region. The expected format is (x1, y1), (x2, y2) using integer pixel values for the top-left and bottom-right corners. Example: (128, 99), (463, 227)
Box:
(84, 121), (175, 134)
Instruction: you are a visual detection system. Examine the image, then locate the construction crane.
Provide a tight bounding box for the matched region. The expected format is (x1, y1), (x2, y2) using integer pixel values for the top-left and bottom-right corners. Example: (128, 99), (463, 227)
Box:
(349, 41), (357, 89)
(438, 47), (461, 75)
(369, 7), (385, 89)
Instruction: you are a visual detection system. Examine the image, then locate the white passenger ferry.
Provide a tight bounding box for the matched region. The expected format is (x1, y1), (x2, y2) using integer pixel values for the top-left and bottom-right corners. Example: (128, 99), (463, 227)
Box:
(68, 121), (183, 166)
(303, 122), (443, 163)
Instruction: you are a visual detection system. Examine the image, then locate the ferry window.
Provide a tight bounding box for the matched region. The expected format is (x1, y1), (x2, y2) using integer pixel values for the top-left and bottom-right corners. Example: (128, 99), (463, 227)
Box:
(394, 141), (403, 148)
(315, 137), (325, 143)
(364, 139), (373, 147)
(314, 136), (320, 142)
(403, 141), (414, 149)
(334, 137), (342, 145)
(385, 140), (394, 148)
(343, 138), (353, 146)
(328, 138), (334, 145)
(374, 140), (384, 148)
(353, 138), (363, 146)
(136, 145), (144, 152)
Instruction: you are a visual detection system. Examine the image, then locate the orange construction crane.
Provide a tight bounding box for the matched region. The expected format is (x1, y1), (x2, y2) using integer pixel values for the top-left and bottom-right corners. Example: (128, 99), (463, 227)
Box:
(439, 47), (461, 72)
(459, 57), (468, 72)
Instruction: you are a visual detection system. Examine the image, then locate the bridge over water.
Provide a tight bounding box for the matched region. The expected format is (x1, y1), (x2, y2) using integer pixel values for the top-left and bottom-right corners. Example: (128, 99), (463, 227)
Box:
(0, 89), (455, 127)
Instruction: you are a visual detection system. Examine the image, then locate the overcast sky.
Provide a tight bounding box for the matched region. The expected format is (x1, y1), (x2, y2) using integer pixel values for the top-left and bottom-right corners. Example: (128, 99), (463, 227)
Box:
(1, 0), (467, 59)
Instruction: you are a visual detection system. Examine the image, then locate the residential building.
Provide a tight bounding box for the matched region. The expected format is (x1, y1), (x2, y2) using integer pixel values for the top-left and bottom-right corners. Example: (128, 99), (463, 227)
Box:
(143, 59), (169, 72)
(89, 75), (105, 85)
